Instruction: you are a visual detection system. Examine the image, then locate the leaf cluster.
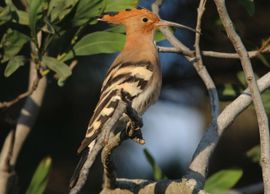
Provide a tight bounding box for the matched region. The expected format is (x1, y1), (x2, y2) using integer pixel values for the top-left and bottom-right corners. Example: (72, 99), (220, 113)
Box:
(0, 0), (139, 85)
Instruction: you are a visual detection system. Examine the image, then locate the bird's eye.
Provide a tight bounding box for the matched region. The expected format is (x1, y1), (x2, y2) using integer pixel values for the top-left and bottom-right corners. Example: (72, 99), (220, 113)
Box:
(142, 17), (148, 23)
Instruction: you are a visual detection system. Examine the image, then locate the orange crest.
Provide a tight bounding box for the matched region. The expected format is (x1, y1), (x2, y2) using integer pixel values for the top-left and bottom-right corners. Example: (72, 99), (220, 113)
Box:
(99, 8), (160, 24)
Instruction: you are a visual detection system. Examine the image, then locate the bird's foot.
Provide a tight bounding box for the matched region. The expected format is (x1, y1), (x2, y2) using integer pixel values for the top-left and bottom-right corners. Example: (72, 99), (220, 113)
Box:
(120, 89), (145, 144)
(126, 122), (145, 145)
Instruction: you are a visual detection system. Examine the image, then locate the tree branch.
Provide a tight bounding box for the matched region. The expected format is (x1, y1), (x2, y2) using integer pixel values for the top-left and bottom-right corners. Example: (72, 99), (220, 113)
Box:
(69, 100), (128, 194)
(157, 34), (270, 59)
(158, 46), (263, 59)
(153, 0), (220, 189)
(0, 31), (47, 194)
(0, 77), (40, 109)
(100, 68), (270, 194)
(185, 0), (221, 189)
(213, 1), (270, 193)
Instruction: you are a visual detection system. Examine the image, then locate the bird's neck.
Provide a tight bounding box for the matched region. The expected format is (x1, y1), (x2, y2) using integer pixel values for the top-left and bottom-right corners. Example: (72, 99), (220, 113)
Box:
(123, 31), (156, 52)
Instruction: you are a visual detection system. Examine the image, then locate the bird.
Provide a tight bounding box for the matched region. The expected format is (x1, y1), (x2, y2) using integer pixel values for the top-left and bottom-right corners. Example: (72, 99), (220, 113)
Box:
(70, 7), (196, 188)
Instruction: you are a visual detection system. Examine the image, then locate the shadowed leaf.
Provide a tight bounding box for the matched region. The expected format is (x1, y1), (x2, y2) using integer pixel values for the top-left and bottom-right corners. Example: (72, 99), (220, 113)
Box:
(246, 144), (260, 163)
(4, 55), (25, 77)
(0, 29), (29, 62)
(28, 0), (44, 36)
(48, 0), (79, 23)
(238, 0), (255, 16)
(262, 89), (270, 113)
(0, 6), (12, 25)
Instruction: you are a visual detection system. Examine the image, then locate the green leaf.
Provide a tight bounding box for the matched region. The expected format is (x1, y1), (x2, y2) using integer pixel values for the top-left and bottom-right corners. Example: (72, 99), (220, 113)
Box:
(26, 157), (52, 194)
(155, 30), (165, 42)
(237, 71), (246, 86)
(104, 0), (139, 12)
(218, 83), (242, 101)
(258, 54), (270, 68)
(42, 56), (71, 85)
(62, 31), (125, 61)
(48, 0), (79, 23)
(106, 26), (125, 33)
(4, 55), (25, 77)
(14, 10), (29, 25)
(205, 168), (243, 194)
(0, 29), (30, 62)
(238, 0), (255, 16)
(72, 0), (104, 26)
(0, 6), (12, 25)
(262, 89), (270, 113)
(28, 0), (44, 36)
(42, 56), (72, 86)
(246, 145), (260, 163)
(143, 149), (166, 181)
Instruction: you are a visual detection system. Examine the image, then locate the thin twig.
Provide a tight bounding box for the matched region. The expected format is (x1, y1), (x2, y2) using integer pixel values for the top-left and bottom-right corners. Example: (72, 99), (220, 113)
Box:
(186, 0), (220, 188)
(158, 44), (268, 59)
(213, 1), (270, 194)
(152, 0), (194, 59)
(0, 77), (40, 109)
(69, 59), (78, 72)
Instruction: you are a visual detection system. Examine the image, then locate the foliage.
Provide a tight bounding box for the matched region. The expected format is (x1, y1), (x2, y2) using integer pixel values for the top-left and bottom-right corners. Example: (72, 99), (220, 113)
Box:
(205, 168), (243, 194)
(0, 0), (140, 86)
(26, 157), (52, 194)
(246, 144), (261, 163)
(143, 149), (166, 181)
(237, 0), (255, 16)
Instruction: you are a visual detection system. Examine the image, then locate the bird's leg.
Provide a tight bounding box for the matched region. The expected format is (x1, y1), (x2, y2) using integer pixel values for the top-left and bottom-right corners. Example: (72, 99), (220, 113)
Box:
(120, 90), (145, 145)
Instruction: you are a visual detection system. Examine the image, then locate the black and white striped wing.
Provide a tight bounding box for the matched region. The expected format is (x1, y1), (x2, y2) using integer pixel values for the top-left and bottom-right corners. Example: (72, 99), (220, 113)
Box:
(77, 60), (154, 153)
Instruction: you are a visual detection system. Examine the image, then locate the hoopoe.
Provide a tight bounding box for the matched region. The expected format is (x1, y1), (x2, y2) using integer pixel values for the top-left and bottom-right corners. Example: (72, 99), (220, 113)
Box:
(71, 7), (195, 187)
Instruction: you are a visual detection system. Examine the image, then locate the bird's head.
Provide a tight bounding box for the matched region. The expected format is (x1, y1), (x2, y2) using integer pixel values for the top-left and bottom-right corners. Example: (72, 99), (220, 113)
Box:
(99, 8), (161, 33)
(99, 8), (196, 34)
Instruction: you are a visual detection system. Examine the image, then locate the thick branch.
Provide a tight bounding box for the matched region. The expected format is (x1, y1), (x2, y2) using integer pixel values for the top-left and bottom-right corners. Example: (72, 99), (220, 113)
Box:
(213, 1), (270, 193)
(0, 32), (47, 194)
(99, 69), (270, 194)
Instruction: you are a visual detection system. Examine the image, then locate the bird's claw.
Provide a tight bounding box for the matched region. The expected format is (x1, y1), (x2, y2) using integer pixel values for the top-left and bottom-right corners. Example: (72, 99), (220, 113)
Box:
(126, 121), (145, 145)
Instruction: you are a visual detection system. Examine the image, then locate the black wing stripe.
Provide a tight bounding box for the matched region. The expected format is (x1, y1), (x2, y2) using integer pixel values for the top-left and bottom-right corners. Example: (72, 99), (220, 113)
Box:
(89, 89), (117, 127)
(105, 60), (153, 79)
(101, 73), (131, 93)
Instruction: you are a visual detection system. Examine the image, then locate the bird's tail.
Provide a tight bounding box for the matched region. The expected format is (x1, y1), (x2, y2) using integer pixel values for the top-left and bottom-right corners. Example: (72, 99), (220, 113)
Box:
(69, 140), (98, 188)
(69, 148), (88, 188)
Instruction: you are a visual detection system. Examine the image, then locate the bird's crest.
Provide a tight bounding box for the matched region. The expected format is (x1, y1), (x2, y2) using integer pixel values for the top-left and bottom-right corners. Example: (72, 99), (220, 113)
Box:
(99, 7), (159, 24)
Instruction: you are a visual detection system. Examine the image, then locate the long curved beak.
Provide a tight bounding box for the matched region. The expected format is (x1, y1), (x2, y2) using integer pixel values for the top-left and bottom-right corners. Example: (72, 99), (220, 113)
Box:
(155, 20), (199, 33)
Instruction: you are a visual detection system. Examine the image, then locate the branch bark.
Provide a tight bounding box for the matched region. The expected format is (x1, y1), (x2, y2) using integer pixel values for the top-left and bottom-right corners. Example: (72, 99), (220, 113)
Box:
(158, 46), (264, 59)
(69, 100), (128, 194)
(99, 66), (270, 194)
(213, 1), (270, 193)
(185, 0), (220, 189)
(0, 32), (47, 194)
